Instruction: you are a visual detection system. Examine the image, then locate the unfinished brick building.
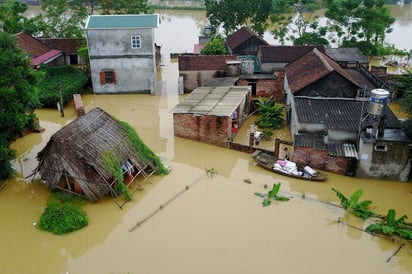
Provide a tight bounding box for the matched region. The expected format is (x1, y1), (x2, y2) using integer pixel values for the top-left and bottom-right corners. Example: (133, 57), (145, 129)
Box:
(172, 86), (252, 147)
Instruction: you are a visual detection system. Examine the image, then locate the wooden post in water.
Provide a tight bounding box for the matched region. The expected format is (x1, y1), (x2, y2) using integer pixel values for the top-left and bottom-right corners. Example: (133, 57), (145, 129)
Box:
(58, 84), (64, 117)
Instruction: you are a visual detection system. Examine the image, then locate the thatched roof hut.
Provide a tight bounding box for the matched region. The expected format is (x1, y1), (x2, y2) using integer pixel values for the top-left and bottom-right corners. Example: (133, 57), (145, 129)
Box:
(34, 107), (161, 202)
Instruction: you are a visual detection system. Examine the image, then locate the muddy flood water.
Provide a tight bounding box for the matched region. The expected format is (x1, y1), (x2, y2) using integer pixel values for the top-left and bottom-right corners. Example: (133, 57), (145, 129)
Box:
(2, 9), (412, 274)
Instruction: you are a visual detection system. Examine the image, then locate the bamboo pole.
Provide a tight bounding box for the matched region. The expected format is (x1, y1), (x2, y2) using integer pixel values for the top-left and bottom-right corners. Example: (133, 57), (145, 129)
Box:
(129, 169), (216, 232)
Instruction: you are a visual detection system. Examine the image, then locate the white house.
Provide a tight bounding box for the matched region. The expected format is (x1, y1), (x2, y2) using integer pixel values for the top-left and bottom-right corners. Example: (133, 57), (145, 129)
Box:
(85, 14), (159, 94)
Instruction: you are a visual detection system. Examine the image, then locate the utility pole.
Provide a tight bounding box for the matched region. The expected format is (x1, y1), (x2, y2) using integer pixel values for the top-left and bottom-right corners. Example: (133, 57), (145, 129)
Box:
(58, 84), (64, 117)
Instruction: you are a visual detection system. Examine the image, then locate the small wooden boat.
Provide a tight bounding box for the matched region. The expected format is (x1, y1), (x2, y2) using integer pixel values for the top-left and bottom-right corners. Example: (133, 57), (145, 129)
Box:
(251, 150), (327, 181)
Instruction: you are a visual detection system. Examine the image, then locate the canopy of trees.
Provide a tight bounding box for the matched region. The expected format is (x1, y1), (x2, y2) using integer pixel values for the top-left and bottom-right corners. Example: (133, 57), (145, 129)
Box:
(0, 32), (41, 179)
(204, 0), (396, 56)
(204, 0), (273, 36)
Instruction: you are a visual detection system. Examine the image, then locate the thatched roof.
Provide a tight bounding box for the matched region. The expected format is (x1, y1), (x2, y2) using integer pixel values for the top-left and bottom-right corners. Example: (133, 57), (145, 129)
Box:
(35, 107), (157, 202)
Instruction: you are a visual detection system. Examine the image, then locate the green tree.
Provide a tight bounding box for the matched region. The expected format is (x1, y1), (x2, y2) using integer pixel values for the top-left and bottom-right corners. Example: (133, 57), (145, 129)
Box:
(31, 0), (89, 38)
(204, 0), (272, 36)
(200, 36), (228, 55)
(100, 0), (153, 15)
(0, 0), (38, 35)
(0, 32), (41, 179)
(325, 0), (395, 56)
(270, 0), (323, 45)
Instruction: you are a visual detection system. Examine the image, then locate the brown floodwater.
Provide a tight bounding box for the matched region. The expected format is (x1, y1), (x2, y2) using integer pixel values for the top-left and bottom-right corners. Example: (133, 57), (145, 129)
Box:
(2, 67), (412, 274)
(2, 6), (412, 274)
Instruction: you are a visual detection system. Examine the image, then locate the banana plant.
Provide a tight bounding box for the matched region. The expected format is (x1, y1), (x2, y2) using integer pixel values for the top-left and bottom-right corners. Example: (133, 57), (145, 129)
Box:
(332, 188), (379, 219)
(255, 182), (290, 207)
(366, 209), (412, 240)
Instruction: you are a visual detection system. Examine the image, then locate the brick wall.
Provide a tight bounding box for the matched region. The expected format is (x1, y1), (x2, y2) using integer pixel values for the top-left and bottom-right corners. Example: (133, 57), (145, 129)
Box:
(173, 113), (230, 147)
(293, 147), (350, 175)
(238, 72), (285, 103)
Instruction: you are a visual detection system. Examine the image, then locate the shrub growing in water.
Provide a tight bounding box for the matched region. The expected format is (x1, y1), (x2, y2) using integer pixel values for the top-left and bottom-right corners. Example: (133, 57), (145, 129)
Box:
(38, 192), (88, 235)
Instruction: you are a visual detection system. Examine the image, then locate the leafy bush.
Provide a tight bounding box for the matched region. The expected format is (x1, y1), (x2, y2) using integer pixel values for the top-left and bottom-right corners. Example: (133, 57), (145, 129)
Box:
(37, 66), (88, 107)
(200, 36), (228, 55)
(38, 192), (88, 235)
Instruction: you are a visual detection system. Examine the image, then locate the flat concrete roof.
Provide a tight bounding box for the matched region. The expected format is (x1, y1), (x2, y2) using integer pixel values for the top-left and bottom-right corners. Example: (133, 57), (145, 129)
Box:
(172, 86), (250, 116)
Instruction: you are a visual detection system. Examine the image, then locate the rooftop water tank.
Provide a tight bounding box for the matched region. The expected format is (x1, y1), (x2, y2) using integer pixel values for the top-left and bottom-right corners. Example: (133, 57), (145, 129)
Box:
(369, 89), (390, 116)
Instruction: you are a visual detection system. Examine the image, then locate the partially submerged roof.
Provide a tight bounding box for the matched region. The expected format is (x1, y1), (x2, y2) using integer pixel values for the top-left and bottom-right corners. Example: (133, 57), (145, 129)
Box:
(35, 107), (159, 202)
(294, 97), (400, 132)
(325, 48), (368, 64)
(285, 48), (361, 94)
(172, 86), (251, 116)
(85, 14), (159, 29)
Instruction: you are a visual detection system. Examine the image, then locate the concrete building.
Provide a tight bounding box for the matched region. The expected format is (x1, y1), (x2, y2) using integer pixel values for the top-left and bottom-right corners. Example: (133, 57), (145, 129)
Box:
(172, 86), (252, 147)
(85, 14), (159, 94)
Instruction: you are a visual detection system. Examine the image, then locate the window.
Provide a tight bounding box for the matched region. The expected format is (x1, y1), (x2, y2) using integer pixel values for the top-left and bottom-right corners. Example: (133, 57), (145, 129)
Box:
(131, 35), (141, 49)
(100, 70), (116, 85)
(374, 144), (388, 152)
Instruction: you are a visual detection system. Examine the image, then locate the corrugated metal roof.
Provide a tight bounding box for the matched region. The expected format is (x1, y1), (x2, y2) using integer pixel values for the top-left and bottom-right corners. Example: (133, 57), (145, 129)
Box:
(172, 86), (250, 116)
(294, 97), (400, 132)
(32, 49), (62, 66)
(85, 14), (159, 29)
(328, 142), (359, 158)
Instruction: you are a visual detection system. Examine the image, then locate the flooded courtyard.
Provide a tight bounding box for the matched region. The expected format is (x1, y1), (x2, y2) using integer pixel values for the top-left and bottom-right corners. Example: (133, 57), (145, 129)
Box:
(2, 82), (412, 274)
(1, 7), (412, 274)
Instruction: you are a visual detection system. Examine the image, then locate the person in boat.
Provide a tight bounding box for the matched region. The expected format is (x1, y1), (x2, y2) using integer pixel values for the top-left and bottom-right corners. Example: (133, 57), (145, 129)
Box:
(283, 147), (290, 160)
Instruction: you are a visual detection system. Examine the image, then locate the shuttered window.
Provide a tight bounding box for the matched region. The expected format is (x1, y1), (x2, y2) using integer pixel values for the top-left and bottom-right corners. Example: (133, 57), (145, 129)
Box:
(100, 70), (116, 85)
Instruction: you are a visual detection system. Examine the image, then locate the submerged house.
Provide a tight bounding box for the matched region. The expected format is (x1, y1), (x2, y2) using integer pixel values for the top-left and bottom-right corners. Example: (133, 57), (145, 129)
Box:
(85, 14), (159, 94)
(33, 107), (161, 202)
(172, 85), (252, 147)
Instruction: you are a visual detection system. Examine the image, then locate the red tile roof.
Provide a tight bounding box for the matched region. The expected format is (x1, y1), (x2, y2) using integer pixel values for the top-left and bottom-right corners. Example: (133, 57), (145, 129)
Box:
(14, 32), (51, 58)
(285, 48), (360, 94)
